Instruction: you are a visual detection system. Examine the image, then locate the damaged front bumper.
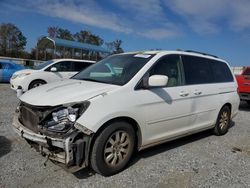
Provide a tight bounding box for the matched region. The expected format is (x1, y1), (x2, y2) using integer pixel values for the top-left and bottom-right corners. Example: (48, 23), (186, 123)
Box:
(12, 114), (92, 172)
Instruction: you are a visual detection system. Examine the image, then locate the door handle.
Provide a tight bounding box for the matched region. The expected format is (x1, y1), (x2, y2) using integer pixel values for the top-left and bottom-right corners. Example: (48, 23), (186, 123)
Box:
(194, 90), (202, 95)
(180, 91), (189, 97)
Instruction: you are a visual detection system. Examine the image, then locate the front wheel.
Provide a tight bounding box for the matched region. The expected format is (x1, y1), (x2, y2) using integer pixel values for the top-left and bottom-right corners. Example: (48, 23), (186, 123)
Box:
(28, 80), (46, 90)
(213, 106), (231, 136)
(90, 121), (135, 176)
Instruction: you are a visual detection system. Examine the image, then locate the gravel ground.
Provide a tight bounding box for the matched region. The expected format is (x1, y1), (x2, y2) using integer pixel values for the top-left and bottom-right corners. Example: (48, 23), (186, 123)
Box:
(0, 83), (250, 188)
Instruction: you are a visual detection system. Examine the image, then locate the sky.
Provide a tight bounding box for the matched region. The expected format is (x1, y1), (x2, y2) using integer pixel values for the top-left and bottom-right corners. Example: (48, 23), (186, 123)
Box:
(1, 0), (250, 66)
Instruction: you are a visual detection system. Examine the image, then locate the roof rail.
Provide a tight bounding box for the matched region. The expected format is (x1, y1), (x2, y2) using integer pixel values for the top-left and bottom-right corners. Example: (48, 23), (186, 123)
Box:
(185, 50), (218, 58)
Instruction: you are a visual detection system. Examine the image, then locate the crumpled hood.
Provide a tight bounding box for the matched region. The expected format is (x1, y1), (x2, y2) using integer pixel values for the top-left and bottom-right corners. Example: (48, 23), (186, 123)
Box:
(20, 79), (119, 106)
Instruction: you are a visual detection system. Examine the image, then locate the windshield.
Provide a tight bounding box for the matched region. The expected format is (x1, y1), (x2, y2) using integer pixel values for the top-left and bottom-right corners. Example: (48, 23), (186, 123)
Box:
(33, 60), (53, 70)
(72, 53), (154, 85)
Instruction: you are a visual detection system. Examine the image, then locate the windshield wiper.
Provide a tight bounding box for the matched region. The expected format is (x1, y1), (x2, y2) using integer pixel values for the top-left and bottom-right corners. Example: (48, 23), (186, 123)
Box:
(80, 78), (107, 84)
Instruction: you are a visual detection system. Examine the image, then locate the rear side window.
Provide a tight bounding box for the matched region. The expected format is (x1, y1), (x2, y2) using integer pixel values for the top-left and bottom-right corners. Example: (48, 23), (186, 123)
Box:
(182, 55), (213, 85)
(182, 55), (233, 84)
(210, 60), (234, 82)
(72, 61), (92, 72)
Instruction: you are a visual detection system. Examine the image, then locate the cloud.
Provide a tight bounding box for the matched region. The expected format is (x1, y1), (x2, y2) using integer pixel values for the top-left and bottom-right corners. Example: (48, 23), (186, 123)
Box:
(110, 0), (164, 20)
(164, 0), (250, 34)
(3, 0), (250, 39)
(26, 0), (133, 34)
(164, 0), (228, 34)
(0, 0), (182, 40)
(0, 0), (132, 33)
(229, 1), (250, 31)
(139, 28), (180, 40)
(110, 0), (181, 39)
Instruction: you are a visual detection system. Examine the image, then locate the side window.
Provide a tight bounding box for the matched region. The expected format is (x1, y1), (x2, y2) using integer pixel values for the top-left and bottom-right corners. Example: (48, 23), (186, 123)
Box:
(52, 61), (73, 72)
(182, 55), (213, 85)
(149, 55), (183, 87)
(72, 61), (92, 72)
(210, 60), (234, 82)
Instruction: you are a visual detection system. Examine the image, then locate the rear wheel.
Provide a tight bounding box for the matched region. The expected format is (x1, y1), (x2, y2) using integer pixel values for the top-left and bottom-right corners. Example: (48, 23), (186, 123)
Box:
(213, 106), (231, 136)
(90, 121), (135, 176)
(28, 80), (46, 90)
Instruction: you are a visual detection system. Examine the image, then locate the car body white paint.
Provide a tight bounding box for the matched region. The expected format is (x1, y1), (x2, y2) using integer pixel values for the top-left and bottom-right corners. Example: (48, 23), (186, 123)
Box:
(10, 59), (95, 91)
(18, 51), (240, 150)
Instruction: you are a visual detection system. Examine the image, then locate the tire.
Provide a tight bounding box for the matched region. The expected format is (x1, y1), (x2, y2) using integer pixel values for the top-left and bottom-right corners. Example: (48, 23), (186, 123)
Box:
(213, 106), (231, 136)
(28, 80), (46, 90)
(90, 121), (135, 176)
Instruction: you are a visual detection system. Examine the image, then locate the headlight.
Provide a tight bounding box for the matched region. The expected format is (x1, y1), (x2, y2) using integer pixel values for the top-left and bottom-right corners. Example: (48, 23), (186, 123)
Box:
(11, 74), (18, 79)
(43, 101), (90, 133)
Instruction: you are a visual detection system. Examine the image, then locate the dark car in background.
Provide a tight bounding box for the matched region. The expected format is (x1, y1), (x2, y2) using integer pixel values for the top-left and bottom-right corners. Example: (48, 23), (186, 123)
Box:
(0, 61), (24, 83)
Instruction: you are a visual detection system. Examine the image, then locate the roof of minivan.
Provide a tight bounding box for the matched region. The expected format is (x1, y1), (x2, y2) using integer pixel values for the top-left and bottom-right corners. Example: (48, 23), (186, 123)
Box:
(52, 58), (95, 63)
(122, 50), (226, 62)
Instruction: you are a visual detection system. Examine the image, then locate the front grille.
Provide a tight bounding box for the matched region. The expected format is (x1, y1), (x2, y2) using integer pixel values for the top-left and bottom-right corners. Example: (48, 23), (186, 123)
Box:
(19, 105), (39, 133)
(18, 102), (61, 134)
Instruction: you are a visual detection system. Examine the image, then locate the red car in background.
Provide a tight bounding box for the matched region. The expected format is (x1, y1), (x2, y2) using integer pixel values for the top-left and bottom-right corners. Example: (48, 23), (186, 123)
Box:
(236, 67), (250, 105)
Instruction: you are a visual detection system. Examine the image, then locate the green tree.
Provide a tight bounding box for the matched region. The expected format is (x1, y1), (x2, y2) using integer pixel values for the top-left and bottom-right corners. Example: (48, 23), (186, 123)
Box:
(58, 28), (74, 41)
(106, 40), (124, 54)
(0, 23), (27, 57)
(47, 26), (74, 41)
(74, 30), (103, 45)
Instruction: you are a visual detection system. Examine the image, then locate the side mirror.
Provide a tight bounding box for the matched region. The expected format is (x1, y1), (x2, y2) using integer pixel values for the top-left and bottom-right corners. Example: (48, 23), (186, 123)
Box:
(50, 67), (57, 72)
(148, 75), (168, 87)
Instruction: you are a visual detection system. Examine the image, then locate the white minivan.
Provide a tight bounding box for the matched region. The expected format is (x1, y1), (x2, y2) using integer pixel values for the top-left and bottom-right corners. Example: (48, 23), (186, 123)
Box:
(12, 50), (239, 176)
(10, 59), (95, 91)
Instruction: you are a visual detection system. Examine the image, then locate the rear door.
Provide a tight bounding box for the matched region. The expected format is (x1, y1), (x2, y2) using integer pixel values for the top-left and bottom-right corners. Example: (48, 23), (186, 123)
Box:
(3, 63), (12, 82)
(2, 63), (12, 82)
(0, 63), (3, 82)
(181, 55), (219, 129)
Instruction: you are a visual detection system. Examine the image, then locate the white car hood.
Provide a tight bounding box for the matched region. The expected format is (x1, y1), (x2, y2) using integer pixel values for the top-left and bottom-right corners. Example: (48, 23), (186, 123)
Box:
(20, 79), (119, 106)
(13, 69), (40, 75)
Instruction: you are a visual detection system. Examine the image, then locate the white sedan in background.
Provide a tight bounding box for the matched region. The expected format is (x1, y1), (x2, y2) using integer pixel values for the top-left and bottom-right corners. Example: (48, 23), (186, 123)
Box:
(10, 59), (95, 92)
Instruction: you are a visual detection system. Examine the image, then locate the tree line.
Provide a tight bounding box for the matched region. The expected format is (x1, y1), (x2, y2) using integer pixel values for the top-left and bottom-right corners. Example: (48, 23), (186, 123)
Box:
(0, 23), (124, 60)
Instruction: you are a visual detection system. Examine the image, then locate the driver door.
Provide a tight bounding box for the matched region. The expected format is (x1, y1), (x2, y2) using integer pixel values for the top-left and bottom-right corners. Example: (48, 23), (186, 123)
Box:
(135, 55), (195, 145)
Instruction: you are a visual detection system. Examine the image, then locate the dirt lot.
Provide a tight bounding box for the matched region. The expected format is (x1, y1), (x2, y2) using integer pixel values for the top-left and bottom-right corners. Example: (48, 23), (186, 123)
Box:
(0, 83), (250, 188)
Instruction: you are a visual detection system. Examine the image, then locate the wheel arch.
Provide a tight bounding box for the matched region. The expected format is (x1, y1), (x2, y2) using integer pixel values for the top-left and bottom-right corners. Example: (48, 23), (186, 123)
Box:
(222, 102), (232, 113)
(90, 116), (142, 152)
(28, 79), (47, 90)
